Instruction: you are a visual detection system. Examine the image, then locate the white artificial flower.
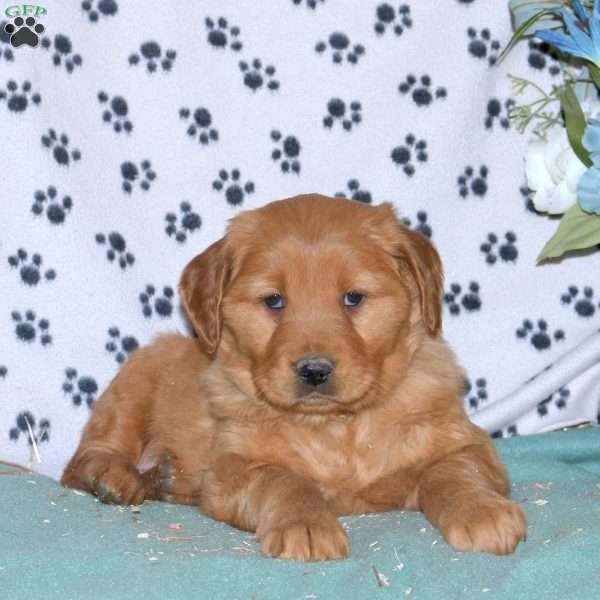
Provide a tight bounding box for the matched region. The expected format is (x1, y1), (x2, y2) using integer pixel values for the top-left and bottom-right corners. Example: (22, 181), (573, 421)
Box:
(525, 97), (600, 215)
(525, 127), (586, 215)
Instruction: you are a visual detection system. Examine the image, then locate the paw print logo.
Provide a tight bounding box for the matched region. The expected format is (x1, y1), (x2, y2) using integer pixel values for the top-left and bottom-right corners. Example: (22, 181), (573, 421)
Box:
(32, 186), (73, 225)
(444, 282), (481, 315)
(8, 249), (56, 286)
(457, 165), (488, 198)
(292, 0), (324, 8)
(323, 98), (362, 131)
(179, 107), (218, 145)
(82, 0), (118, 22)
(374, 4), (412, 36)
(120, 160), (156, 193)
(41, 34), (82, 72)
(95, 232), (135, 269)
(335, 179), (372, 204)
(239, 58), (280, 91)
(165, 201), (202, 243)
(464, 377), (488, 410)
(480, 232), (518, 265)
(398, 74), (446, 107)
(270, 130), (301, 174)
(3, 16), (44, 47)
(537, 386), (570, 417)
(11, 310), (52, 345)
(527, 40), (561, 77)
(401, 211), (432, 239)
(0, 80), (40, 113)
(467, 27), (500, 66)
(41, 129), (81, 166)
(213, 169), (255, 206)
(516, 319), (565, 351)
(491, 425), (518, 440)
(315, 32), (365, 64)
(105, 327), (139, 364)
(139, 284), (174, 318)
(205, 17), (242, 51)
(485, 98), (515, 130)
(391, 134), (428, 177)
(98, 92), (132, 133)
(129, 41), (176, 73)
(0, 21), (15, 61)
(63, 368), (98, 408)
(9, 412), (50, 447)
(561, 286), (599, 318)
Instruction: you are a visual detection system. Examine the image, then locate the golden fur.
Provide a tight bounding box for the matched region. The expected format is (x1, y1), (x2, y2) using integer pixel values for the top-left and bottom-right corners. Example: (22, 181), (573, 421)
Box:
(62, 194), (526, 560)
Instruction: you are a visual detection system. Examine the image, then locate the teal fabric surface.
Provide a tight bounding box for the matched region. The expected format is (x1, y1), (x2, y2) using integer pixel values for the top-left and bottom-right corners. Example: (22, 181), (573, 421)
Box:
(2, 428), (600, 600)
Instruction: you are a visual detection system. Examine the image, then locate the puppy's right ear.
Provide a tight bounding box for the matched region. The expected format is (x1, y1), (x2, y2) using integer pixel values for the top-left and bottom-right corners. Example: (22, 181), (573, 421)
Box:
(179, 238), (229, 355)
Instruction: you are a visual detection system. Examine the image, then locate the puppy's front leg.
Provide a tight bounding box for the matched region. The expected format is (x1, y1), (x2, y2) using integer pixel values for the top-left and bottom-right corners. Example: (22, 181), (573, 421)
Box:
(202, 455), (349, 561)
(417, 442), (526, 555)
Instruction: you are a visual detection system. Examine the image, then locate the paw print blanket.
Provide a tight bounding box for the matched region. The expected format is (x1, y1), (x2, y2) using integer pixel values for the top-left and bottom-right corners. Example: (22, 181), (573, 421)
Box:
(1, 1), (600, 478)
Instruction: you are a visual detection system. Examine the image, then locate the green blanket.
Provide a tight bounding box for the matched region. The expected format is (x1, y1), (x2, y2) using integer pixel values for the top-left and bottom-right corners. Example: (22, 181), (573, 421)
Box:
(2, 428), (600, 600)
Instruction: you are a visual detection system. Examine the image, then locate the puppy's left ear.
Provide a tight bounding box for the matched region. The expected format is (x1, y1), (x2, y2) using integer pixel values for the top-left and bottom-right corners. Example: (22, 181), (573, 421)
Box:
(371, 203), (444, 336)
(179, 238), (229, 355)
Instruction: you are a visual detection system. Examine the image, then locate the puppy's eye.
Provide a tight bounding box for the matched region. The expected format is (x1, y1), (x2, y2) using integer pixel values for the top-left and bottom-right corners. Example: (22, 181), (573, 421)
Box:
(343, 291), (364, 307)
(263, 294), (285, 309)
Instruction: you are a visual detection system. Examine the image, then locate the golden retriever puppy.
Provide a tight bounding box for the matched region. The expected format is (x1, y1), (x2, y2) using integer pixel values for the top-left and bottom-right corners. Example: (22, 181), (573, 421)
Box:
(62, 194), (526, 561)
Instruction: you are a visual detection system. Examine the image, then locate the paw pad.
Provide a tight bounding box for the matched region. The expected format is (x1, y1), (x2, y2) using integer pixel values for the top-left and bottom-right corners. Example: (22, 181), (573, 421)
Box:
(139, 284), (174, 318)
(129, 41), (176, 73)
(81, 0), (118, 22)
(8, 248), (55, 285)
(4, 16), (44, 47)
(63, 368), (98, 408)
(179, 107), (218, 144)
(9, 411), (50, 445)
(165, 201), (202, 242)
(105, 327), (139, 364)
(480, 231), (518, 264)
(398, 74), (446, 107)
(212, 169), (255, 206)
(444, 281), (481, 315)
(335, 179), (372, 203)
(95, 231), (135, 269)
(12, 310), (52, 345)
(41, 129), (81, 166)
(315, 32), (365, 64)
(120, 160), (156, 193)
(271, 130), (301, 173)
(527, 40), (561, 77)
(391, 134), (428, 176)
(374, 3), (412, 36)
(239, 58), (279, 91)
(98, 91), (132, 133)
(32, 186), (73, 224)
(516, 319), (564, 350)
(561, 286), (599, 318)
(0, 79), (41, 112)
(537, 386), (570, 417)
(464, 377), (488, 410)
(467, 27), (500, 66)
(401, 210), (432, 238)
(323, 98), (362, 131)
(205, 17), (242, 51)
(458, 165), (488, 198)
(485, 98), (515, 130)
(41, 34), (82, 72)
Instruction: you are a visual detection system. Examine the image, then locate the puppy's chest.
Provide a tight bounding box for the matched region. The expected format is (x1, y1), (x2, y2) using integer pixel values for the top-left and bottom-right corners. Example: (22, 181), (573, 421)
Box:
(268, 419), (408, 490)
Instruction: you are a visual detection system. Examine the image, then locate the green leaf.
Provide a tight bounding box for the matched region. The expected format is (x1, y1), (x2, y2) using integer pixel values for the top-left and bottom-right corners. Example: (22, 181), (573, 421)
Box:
(559, 84), (593, 167)
(587, 62), (600, 89)
(537, 203), (600, 262)
(509, 0), (564, 29)
(499, 7), (560, 64)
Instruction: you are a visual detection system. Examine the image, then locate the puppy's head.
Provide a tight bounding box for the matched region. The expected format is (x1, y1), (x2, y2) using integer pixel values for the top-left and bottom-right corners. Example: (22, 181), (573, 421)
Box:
(180, 194), (443, 415)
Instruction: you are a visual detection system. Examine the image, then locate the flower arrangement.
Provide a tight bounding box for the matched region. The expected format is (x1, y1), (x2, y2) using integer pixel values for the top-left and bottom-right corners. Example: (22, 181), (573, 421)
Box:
(504, 0), (600, 262)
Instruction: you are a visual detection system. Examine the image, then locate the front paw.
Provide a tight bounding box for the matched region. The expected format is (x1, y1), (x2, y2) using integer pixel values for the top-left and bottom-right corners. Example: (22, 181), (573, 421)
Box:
(440, 493), (526, 555)
(259, 513), (350, 561)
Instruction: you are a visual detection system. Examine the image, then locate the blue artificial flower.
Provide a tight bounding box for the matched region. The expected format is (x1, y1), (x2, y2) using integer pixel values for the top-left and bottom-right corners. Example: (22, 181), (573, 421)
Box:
(534, 0), (600, 65)
(577, 116), (600, 214)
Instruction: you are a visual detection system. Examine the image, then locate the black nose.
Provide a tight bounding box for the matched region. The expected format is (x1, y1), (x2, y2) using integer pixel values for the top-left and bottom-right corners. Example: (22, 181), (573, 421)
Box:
(295, 357), (335, 387)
